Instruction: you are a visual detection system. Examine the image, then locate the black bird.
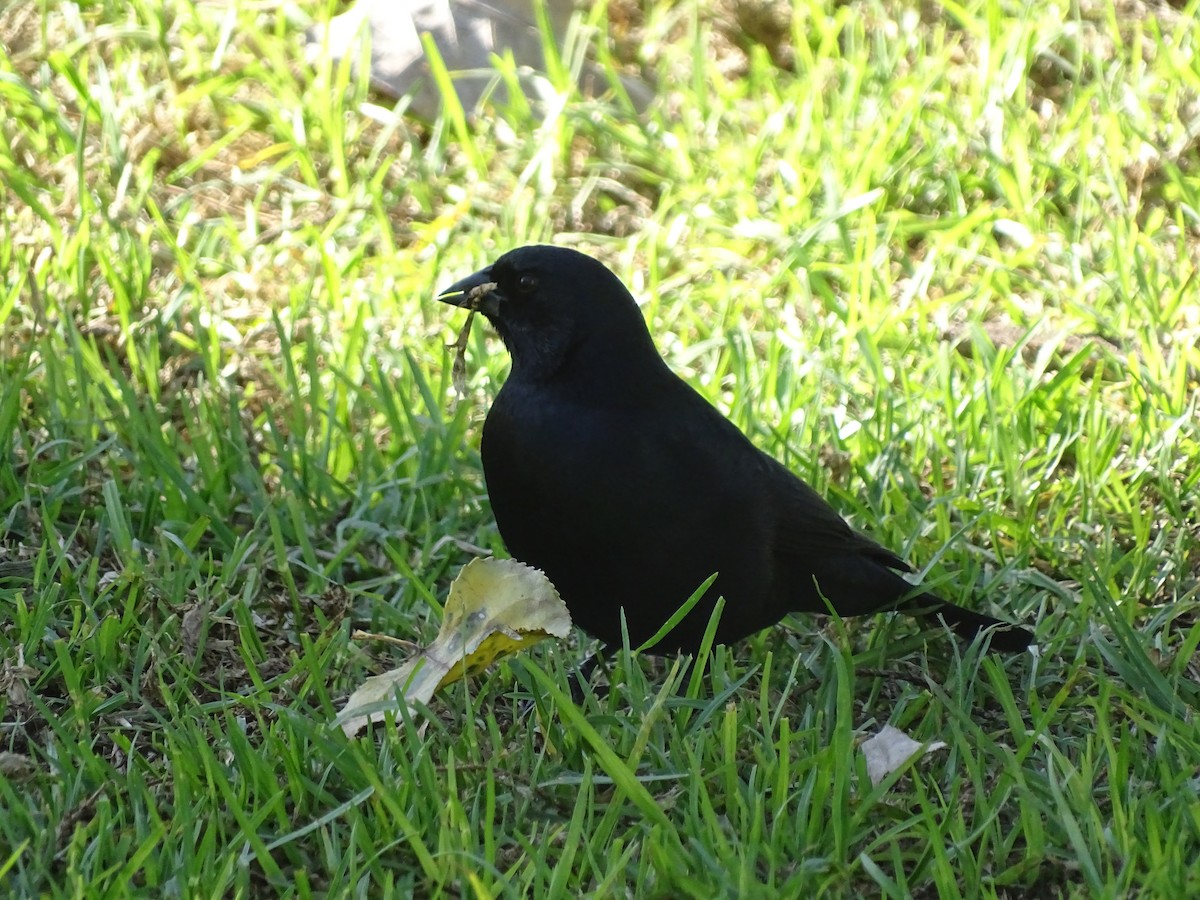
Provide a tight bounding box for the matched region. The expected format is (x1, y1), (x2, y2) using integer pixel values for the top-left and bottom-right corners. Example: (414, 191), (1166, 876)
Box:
(438, 245), (1034, 654)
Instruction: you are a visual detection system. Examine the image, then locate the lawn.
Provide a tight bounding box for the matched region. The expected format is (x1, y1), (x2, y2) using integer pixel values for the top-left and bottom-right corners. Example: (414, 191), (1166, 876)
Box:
(2, 0), (1199, 896)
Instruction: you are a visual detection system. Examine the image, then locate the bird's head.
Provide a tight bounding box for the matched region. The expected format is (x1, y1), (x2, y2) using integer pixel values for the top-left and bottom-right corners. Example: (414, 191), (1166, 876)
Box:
(438, 245), (659, 382)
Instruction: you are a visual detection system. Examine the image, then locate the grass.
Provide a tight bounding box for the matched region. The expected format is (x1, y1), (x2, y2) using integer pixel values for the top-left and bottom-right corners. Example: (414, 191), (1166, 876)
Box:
(1, 0), (1199, 895)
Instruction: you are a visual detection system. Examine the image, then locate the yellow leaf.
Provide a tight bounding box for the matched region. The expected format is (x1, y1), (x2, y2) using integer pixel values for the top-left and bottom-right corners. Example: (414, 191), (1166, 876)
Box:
(337, 558), (570, 737)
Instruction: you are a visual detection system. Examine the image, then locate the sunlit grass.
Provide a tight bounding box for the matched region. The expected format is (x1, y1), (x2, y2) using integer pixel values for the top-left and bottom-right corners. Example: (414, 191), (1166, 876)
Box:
(1, 0), (1198, 895)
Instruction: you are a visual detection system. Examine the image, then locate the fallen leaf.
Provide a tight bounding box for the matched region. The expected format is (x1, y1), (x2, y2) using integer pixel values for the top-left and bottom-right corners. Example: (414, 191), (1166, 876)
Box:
(1, 644), (38, 705)
(0, 751), (37, 782)
(337, 558), (570, 737)
(861, 724), (948, 787)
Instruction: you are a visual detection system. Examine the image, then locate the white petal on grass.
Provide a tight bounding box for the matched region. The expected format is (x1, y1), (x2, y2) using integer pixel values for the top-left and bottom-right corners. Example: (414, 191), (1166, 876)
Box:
(993, 218), (1035, 249)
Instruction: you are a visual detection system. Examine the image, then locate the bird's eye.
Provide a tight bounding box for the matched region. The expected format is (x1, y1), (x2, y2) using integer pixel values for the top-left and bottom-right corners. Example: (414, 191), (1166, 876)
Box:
(516, 273), (539, 293)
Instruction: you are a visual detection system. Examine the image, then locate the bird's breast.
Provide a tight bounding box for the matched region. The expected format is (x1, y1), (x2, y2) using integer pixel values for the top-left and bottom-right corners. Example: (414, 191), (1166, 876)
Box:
(481, 387), (636, 519)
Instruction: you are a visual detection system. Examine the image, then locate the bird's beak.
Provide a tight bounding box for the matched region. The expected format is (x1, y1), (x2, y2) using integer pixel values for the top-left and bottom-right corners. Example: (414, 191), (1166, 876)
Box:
(437, 266), (501, 317)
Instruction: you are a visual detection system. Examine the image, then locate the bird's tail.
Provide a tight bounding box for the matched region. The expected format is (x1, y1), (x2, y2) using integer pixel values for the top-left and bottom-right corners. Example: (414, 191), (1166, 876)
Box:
(899, 594), (1034, 653)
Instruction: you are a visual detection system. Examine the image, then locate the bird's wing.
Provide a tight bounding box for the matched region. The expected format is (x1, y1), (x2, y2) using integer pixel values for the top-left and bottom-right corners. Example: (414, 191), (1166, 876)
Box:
(763, 453), (913, 572)
(763, 464), (930, 616)
(652, 379), (908, 571)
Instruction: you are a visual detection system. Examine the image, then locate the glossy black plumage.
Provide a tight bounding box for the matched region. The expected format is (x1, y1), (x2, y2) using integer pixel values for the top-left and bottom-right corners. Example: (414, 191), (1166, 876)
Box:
(439, 245), (1033, 654)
